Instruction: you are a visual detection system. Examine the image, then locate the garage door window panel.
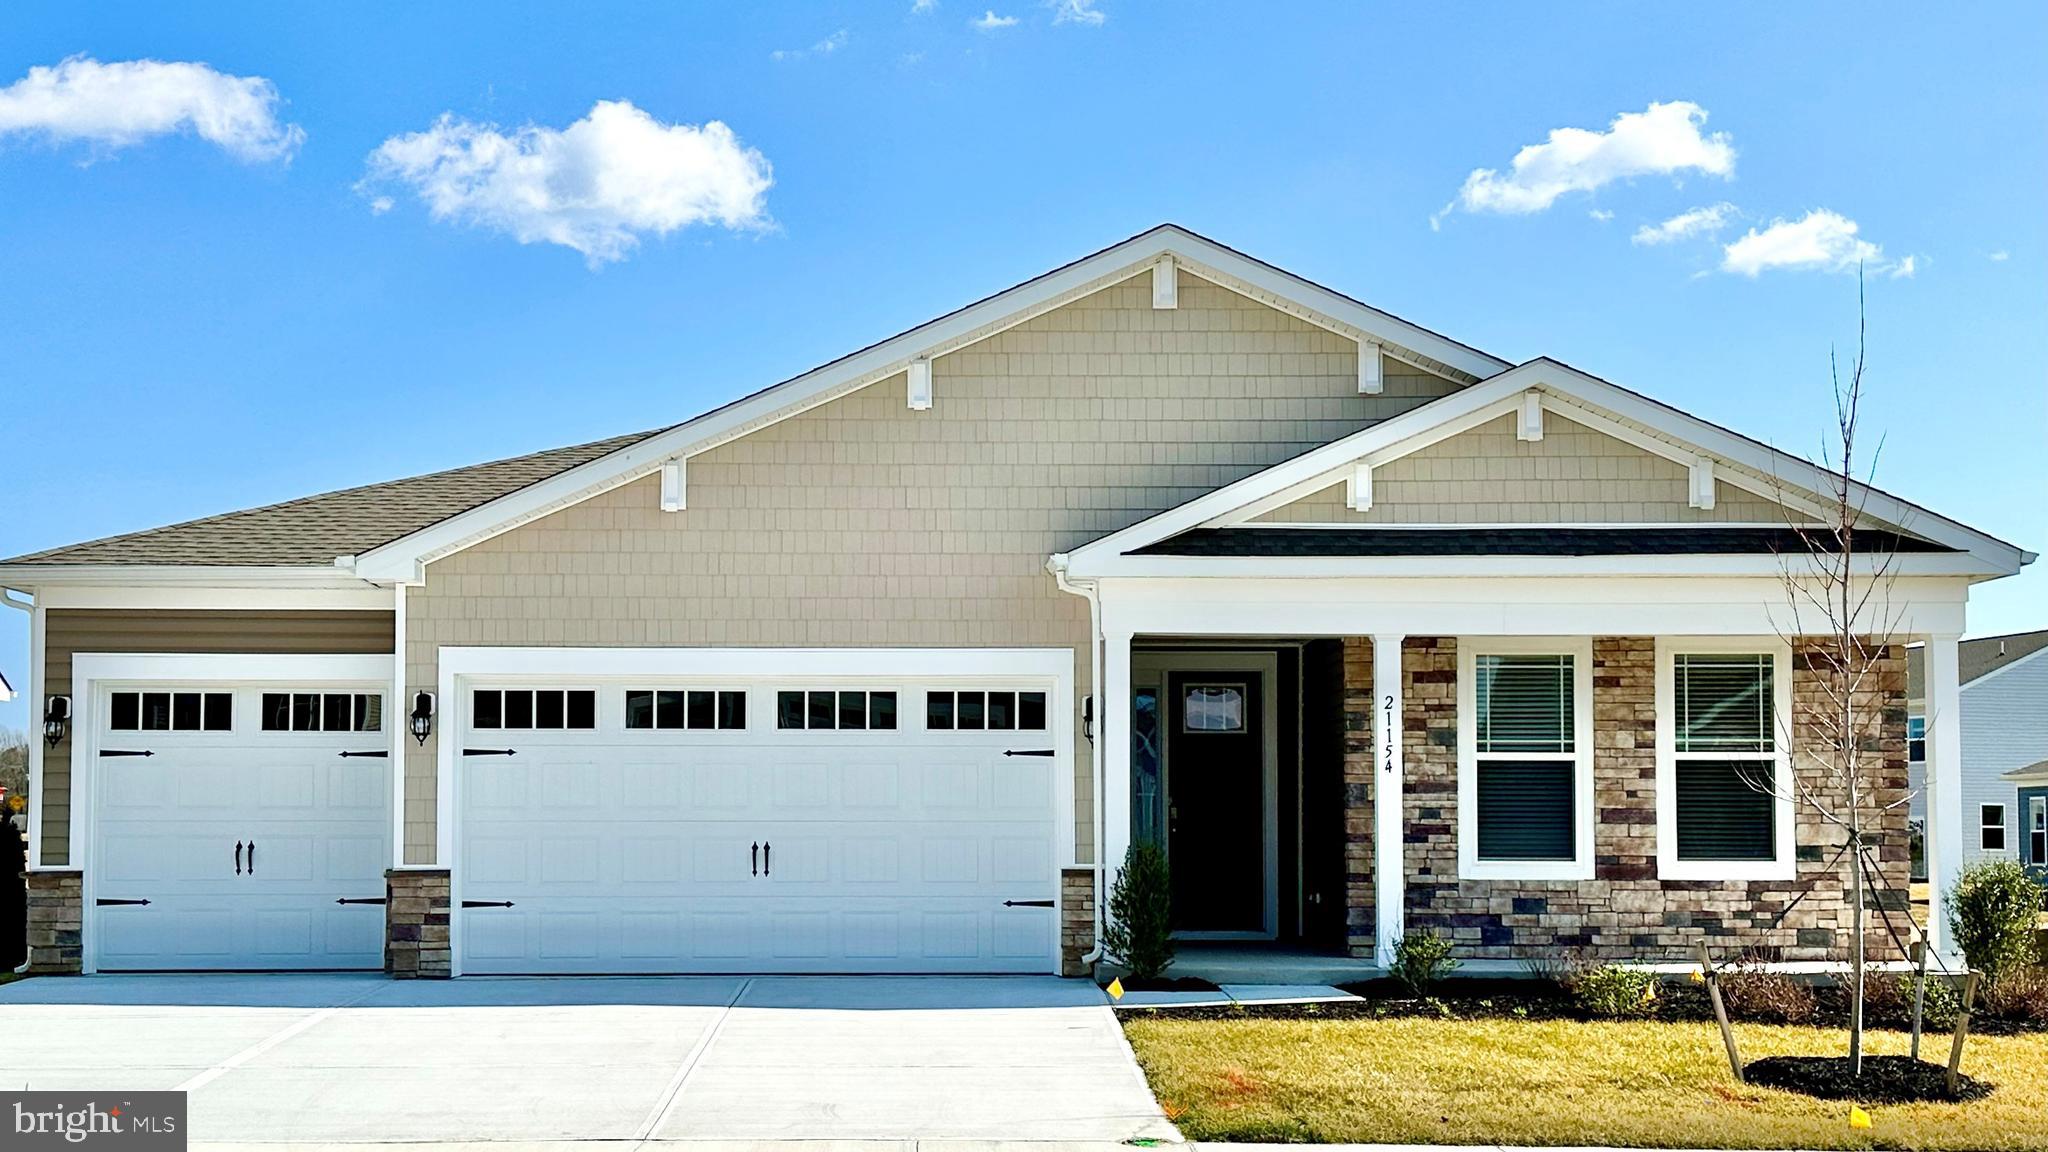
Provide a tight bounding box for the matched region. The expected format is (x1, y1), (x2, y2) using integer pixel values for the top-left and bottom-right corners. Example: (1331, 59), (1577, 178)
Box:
(778, 689), (898, 730)
(263, 692), (384, 732)
(110, 690), (232, 732)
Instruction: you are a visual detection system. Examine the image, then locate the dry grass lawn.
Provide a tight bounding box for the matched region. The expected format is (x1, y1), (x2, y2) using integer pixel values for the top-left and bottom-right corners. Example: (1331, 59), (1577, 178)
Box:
(1121, 1014), (2048, 1148)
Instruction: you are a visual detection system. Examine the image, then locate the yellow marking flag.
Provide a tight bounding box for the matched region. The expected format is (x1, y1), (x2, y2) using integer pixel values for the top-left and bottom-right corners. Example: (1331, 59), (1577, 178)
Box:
(1849, 1105), (1872, 1129)
(1107, 978), (1125, 1000)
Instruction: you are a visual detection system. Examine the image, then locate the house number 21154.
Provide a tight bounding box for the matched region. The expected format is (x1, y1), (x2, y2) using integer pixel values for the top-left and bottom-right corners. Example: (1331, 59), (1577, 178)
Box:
(1381, 694), (1396, 775)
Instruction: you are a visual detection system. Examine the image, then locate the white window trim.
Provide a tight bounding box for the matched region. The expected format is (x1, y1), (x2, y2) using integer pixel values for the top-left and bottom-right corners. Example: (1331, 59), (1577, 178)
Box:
(1980, 803), (2007, 853)
(1655, 637), (1796, 882)
(1457, 636), (1595, 881)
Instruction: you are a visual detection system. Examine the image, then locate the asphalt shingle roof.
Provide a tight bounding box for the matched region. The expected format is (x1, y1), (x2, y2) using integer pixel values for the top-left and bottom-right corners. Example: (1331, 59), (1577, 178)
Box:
(1961, 629), (2048, 685)
(3, 430), (662, 567)
(1129, 526), (1958, 558)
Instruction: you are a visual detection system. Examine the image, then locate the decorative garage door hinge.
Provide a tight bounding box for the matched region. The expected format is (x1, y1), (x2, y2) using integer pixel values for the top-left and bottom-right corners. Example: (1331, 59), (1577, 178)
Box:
(99, 749), (154, 757)
(95, 898), (151, 906)
(1002, 748), (1056, 757)
(335, 897), (387, 905)
(462, 748), (518, 757)
(1001, 899), (1055, 907)
(338, 749), (388, 758)
(461, 899), (516, 908)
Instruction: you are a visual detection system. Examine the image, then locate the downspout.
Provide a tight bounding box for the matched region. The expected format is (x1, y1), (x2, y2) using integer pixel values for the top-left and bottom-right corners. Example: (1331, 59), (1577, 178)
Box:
(1049, 555), (1104, 968)
(2, 587), (36, 976)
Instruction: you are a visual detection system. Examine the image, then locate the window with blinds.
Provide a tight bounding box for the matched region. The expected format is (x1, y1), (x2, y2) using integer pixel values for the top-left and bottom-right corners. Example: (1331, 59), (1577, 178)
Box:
(1672, 653), (1777, 861)
(1473, 653), (1577, 861)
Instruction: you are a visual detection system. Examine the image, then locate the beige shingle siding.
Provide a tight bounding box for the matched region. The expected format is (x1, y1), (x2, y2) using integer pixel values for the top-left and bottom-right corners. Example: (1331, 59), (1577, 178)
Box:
(1253, 412), (1795, 524)
(5, 433), (658, 567)
(404, 273), (1461, 863)
(38, 609), (396, 864)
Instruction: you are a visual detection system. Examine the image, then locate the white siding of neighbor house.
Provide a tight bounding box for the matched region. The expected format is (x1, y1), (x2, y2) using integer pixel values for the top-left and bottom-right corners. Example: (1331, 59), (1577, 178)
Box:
(1961, 648), (2048, 864)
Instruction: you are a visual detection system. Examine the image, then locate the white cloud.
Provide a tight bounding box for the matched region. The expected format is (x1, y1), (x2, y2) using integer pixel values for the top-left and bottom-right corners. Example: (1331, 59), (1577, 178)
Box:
(1631, 202), (1737, 246)
(1989, 250), (2010, 262)
(771, 29), (848, 62)
(1889, 255), (1916, 279)
(973, 10), (1019, 29)
(912, 0), (938, 10)
(1050, 0), (1106, 25)
(1587, 209), (1614, 222)
(0, 55), (303, 161)
(1719, 209), (1898, 277)
(360, 99), (772, 267)
(1438, 101), (1734, 223)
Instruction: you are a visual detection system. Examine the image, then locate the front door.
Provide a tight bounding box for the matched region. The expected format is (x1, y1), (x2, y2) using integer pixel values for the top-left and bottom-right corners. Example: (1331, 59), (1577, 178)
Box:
(1165, 671), (1264, 933)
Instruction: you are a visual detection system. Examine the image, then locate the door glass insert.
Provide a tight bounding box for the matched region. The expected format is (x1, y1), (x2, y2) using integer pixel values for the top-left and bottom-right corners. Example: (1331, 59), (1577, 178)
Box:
(1182, 685), (1245, 732)
(1131, 687), (1162, 846)
(2032, 797), (2046, 866)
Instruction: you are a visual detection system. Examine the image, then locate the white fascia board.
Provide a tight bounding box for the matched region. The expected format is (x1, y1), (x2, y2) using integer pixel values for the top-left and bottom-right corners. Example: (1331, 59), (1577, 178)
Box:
(29, 586), (394, 611)
(0, 564), (379, 589)
(351, 226), (1511, 582)
(1077, 552), (2005, 580)
(438, 645), (1074, 681)
(70, 652), (392, 685)
(1091, 574), (1972, 639)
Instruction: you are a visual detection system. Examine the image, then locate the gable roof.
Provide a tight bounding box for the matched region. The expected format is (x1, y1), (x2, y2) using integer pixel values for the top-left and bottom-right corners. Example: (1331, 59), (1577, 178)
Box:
(3, 430), (660, 568)
(0, 223), (1509, 585)
(1057, 356), (2033, 579)
(1962, 629), (2048, 686)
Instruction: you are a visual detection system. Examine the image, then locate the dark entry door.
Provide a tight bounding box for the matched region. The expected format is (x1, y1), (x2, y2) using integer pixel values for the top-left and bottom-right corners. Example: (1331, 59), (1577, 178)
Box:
(1165, 671), (1264, 932)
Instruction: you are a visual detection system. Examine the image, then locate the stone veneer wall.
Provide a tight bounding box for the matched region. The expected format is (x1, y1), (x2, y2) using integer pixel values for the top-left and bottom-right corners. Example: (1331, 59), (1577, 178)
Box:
(1349, 636), (1910, 963)
(24, 869), (82, 974)
(1060, 867), (1096, 977)
(1340, 638), (1377, 957)
(385, 869), (451, 978)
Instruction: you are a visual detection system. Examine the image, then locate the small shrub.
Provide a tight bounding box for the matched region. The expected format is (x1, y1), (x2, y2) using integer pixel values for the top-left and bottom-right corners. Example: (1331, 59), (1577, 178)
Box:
(1982, 966), (2048, 1027)
(1860, 969), (1962, 1031)
(1717, 961), (1816, 1024)
(1947, 861), (2045, 982)
(1102, 842), (1174, 981)
(1391, 929), (1459, 996)
(1568, 963), (1663, 1019)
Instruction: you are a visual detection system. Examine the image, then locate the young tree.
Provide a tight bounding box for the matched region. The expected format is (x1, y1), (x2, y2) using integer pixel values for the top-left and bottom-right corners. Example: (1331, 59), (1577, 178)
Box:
(1759, 281), (1916, 1078)
(0, 726), (26, 809)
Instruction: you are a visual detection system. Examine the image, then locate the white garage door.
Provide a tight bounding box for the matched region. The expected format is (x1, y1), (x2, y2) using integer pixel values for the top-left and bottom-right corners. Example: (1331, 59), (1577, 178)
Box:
(91, 683), (392, 971)
(457, 675), (1062, 974)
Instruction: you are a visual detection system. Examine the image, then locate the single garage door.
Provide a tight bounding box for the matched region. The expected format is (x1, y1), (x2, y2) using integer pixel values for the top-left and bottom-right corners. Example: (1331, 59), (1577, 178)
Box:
(457, 676), (1062, 974)
(92, 684), (392, 970)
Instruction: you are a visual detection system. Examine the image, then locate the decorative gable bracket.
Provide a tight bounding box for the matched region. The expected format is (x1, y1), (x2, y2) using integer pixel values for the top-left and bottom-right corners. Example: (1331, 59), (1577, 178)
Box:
(1345, 462), (1373, 512)
(1358, 339), (1383, 395)
(659, 459), (686, 512)
(907, 358), (933, 411)
(1688, 456), (1716, 511)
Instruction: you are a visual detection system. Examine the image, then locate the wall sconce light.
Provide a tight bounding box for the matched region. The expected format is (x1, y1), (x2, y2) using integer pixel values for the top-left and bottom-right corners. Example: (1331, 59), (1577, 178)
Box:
(408, 691), (435, 746)
(1082, 695), (1094, 742)
(43, 695), (71, 747)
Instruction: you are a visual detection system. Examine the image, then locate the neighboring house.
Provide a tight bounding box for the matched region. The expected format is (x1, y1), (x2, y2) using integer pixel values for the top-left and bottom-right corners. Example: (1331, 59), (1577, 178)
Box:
(0, 225), (2031, 978)
(1909, 631), (2048, 877)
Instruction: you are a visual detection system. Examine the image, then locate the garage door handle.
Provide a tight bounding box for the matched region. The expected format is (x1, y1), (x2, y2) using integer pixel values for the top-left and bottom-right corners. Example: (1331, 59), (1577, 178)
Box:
(247, 841), (256, 875)
(751, 842), (758, 876)
(763, 842), (771, 876)
(1004, 748), (1056, 757)
(234, 840), (243, 875)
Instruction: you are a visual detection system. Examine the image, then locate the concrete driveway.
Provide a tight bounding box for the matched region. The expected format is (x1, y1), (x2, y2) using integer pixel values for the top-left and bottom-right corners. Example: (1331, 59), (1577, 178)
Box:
(0, 973), (1179, 1145)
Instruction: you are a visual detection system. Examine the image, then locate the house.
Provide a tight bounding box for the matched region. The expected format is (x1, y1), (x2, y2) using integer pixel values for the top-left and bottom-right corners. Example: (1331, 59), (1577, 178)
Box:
(1908, 632), (2048, 878)
(1, 225), (2030, 978)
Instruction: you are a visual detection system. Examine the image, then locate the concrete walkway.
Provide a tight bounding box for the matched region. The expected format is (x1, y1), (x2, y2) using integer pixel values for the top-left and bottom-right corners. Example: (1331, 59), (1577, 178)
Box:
(0, 974), (1178, 1145)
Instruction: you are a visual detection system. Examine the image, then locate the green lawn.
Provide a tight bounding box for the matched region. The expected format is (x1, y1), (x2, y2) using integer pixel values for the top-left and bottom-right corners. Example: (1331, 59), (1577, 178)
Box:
(1121, 1014), (2048, 1149)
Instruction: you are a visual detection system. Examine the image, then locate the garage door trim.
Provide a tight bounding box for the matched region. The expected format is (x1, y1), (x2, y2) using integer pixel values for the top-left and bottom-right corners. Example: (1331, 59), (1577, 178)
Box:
(437, 646), (1077, 976)
(70, 651), (395, 973)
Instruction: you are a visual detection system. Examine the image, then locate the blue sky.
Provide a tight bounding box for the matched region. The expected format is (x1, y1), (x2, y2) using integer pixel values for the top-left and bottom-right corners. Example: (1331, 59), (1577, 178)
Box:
(1, 2), (2043, 731)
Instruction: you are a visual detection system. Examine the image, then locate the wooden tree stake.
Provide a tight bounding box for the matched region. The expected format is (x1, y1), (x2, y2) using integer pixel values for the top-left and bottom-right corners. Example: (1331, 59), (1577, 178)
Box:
(1908, 939), (1929, 1060)
(1698, 941), (1743, 1081)
(1946, 969), (1981, 1097)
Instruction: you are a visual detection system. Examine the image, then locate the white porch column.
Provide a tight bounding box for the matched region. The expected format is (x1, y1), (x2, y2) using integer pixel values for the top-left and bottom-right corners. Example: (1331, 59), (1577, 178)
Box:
(1923, 633), (1964, 956)
(1102, 629), (1135, 881)
(1373, 634), (1406, 967)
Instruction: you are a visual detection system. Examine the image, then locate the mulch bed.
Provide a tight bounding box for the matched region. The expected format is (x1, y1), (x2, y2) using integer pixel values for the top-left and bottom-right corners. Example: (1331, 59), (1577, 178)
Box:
(1744, 1055), (1993, 1103)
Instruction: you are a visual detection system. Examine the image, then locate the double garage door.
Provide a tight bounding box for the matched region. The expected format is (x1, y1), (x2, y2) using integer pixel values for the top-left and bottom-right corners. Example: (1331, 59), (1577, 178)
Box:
(457, 673), (1064, 974)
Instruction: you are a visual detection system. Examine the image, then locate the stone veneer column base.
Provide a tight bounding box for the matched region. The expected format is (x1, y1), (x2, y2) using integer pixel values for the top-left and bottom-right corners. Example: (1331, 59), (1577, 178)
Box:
(385, 868), (452, 978)
(24, 869), (83, 974)
(1061, 867), (1097, 977)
